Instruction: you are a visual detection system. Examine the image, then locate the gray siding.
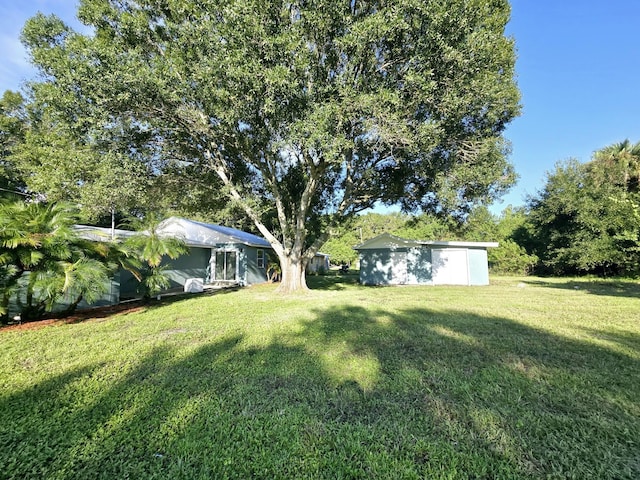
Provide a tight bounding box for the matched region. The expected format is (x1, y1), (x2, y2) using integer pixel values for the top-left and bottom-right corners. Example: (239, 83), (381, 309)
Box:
(361, 247), (436, 285)
(360, 246), (491, 286)
(7, 272), (120, 316)
(119, 269), (139, 299)
(243, 246), (269, 285)
(119, 246), (211, 298)
(73, 274), (120, 309)
(164, 247), (210, 289)
(163, 244), (268, 289)
(359, 249), (398, 285)
(208, 243), (269, 286)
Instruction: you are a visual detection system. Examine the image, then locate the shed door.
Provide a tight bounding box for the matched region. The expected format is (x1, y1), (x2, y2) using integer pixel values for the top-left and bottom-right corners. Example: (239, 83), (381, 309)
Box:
(432, 249), (469, 285)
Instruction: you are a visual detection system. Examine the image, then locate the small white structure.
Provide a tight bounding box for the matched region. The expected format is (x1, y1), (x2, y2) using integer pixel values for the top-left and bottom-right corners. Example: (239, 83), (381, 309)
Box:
(308, 252), (330, 273)
(355, 233), (498, 286)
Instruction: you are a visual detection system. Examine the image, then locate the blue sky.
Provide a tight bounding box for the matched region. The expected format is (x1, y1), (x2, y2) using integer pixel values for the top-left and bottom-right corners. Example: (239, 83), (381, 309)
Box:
(1, 1), (639, 213)
(503, 0), (640, 209)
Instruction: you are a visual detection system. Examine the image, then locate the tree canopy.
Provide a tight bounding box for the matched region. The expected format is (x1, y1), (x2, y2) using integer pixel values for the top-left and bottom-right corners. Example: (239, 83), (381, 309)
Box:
(22, 0), (520, 292)
(522, 141), (640, 276)
(0, 91), (27, 197)
(3, 91), (250, 227)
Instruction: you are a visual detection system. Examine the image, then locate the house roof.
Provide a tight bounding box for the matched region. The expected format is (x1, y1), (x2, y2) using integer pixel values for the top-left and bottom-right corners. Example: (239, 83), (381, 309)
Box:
(75, 217), (272, 249)
(156, 217), (272, 248)
(354, 232), (498, 250)
(74, 225), (137, 242)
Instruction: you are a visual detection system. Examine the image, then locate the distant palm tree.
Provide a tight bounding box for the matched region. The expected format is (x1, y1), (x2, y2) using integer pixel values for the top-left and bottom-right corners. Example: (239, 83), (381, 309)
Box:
(593, 139), (640, 192)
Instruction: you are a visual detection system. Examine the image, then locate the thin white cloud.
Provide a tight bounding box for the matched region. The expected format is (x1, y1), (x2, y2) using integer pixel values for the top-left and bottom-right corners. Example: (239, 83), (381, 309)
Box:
(0, 34), (36, 92)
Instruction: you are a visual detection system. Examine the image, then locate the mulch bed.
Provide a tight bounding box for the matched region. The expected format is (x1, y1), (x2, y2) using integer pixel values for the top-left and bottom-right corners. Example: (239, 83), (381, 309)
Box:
(1, 302), (147, 332)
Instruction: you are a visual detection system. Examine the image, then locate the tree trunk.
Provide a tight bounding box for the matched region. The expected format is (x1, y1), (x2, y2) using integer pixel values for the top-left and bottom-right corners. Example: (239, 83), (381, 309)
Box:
(1, 287), (14, 323)
(276, 253), (308, 293)
(64, 294), (84, 316)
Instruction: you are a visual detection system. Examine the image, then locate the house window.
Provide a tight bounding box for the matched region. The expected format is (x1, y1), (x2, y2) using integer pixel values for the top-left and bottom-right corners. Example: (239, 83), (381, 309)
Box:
(257, 249), (265, 268)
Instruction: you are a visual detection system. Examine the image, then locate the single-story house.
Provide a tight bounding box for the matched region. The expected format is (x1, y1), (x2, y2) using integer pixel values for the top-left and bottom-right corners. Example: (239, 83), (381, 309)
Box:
(6, 218), (273, 318)
(121, 217), (273, 296)
(355, 233), (498, 286)
(76, 217), (273, 301)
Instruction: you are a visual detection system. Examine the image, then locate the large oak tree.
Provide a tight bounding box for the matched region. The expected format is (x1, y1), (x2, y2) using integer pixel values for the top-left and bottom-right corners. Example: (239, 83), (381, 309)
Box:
(0, 91), (28, 197)
(22, 0), (520, 292)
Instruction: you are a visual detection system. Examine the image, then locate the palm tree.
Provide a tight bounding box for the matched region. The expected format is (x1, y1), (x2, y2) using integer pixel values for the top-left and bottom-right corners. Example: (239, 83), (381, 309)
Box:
(59, 257), (111, 314)
(589, 141), (640, 274)
(124, 214), (188, 299)
(0, 200), (117, 321)
(592, 139), (640, 192)
(0, 201), (75, 320)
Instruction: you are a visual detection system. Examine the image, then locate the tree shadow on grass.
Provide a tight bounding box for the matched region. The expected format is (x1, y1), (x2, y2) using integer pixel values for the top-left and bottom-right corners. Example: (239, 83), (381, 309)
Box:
(1, 305), (639, 479)
(579, 326), (640, 358)
(299, 305), (640, 477)
(306, 274), (360, 291)
(522, 278), (640, 298)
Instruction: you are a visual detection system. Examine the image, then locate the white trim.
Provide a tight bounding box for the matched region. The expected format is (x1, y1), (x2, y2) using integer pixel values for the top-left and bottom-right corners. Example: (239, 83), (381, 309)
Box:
(420, 240), (499, 248)
(211, 248), (239, 282)
(354, 232), (498, 250)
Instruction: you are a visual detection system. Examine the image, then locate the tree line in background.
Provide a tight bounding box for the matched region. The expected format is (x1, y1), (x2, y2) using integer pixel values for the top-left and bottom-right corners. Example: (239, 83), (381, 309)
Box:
(323, 140), (640, 278)
(523, 140), (640, 276)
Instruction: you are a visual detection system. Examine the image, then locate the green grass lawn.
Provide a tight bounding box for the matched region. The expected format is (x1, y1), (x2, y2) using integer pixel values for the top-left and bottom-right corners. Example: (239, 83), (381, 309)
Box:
(1, 275), (638, 479)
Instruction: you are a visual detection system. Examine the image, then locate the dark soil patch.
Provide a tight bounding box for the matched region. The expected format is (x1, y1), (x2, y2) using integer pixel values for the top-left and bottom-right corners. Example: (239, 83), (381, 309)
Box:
(1, 302), (147, 333)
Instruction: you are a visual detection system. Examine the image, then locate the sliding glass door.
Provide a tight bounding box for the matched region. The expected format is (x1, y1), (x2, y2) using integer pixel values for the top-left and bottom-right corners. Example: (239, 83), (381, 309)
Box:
(213, 250), (237, 281)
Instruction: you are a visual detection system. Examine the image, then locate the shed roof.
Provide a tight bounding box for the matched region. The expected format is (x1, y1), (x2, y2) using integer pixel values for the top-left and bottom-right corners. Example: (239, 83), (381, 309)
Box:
(156, 217), (271, 248)
(354, 232), (498, 250)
